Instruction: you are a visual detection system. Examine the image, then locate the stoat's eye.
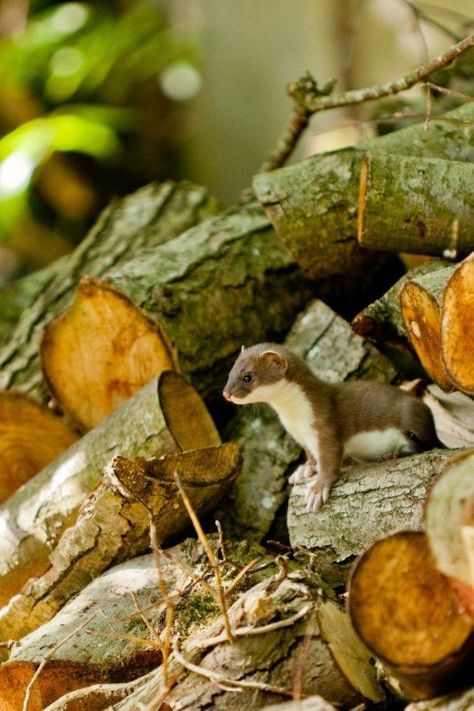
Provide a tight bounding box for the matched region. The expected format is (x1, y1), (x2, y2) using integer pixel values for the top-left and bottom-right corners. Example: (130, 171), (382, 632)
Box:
(242, 374), (252, 383)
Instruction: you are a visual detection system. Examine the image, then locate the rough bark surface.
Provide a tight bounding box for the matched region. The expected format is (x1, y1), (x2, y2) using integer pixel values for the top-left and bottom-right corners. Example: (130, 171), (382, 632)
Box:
(0, 373), (219, 605)
(0, 180), (218, 402)
(405, 688), (474, 711)
(217, 299), (396, 543)
(0, 443), (240, 644)
(357, 154), (474, 257)
(288, 448), (455, 586)
(253, 103), (474, 278)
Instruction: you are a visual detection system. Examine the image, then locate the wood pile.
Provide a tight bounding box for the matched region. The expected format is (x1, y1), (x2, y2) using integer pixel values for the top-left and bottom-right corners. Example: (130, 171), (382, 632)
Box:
(0, 102), (473, 711)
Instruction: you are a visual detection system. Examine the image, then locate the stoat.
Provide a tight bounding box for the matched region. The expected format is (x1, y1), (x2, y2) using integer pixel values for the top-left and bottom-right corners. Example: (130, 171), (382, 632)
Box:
(223, 343), (440, 512)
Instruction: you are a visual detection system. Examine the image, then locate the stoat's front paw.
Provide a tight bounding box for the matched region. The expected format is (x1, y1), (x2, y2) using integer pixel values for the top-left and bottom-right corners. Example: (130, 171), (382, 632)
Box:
(289, 462), (318, 484)
(305, 478), (331, 512)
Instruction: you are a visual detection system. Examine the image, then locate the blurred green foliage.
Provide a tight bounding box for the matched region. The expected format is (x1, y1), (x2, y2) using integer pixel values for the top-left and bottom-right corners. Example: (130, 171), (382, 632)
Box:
(0, 0), (201, 269)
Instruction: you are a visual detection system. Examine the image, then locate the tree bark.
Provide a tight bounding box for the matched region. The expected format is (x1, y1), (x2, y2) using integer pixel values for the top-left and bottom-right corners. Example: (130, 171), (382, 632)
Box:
(0, 180), (218, 403)
(0, 392), (78, 503)
(441, 254), (474, 395)
(399, 265), (455, 391)
(348, 531), (474, 700)
(216, 299), (396, 544)
(288, 448), (454, 586)
(253, 103), (474, 278)
(405, 688), (474, 711)
(425, 449), (474, 620)
(357, 154), (474, 257)
(0, 372), (219, 605)
(0, 443), (240, 645)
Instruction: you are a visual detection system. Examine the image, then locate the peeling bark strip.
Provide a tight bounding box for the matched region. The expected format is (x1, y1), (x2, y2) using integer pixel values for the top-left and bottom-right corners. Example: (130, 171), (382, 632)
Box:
(0, 372), (219, 605)
(357, 154), (474, 256)
(441, 254), (474, 395)
(217, 299), (395, 544)
(399, 265), (455, 392)
(253, 102), (474, 278)
(352, 258), (449, 344)
(288, 449), (454, 586)
(0, 392), (78, 503)
(0, 180), (218, 402)
(425, 449), (474, 620)
(348, 531), (474, 700)
(40, 279), (179, 431)
(0, 443), (239, 644)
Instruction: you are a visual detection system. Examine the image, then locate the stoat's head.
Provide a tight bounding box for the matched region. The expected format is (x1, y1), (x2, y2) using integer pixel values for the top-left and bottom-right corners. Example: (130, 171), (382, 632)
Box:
(223, 343), (288, 404)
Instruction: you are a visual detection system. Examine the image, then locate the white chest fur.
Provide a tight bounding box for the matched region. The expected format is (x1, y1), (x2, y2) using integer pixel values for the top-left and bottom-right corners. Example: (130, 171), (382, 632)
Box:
(255, 380), (320, 458)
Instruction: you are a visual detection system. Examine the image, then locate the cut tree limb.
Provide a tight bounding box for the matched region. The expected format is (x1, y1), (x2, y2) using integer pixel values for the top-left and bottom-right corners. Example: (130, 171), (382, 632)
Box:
(253, 103), (474, 278)
(0, 392), (78, 503)
(288, 448), (454, 586)
(425, 448), (474, 620)
(399, 265), (456, 391)
(348, 531), (474, 700)
(357, 153), (474, 257)
(0, 443), (240, 645)
(0, 180), (218, 403)
(217, 299), (396, 544)
(0, 372), (219, 606)
(441, 254), (474, 395)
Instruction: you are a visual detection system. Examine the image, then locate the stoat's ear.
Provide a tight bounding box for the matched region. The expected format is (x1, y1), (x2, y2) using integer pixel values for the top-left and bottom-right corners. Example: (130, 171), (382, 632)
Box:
(259, 350), (288, 374)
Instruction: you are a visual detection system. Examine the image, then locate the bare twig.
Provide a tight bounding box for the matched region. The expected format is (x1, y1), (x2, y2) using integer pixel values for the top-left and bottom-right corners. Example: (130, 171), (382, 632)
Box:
(22, 612), (97, 711)
(261, 33), (474, 172)
(173, 639), (295, 697)
(174, 472), (234, 642)
(292, 631), (313, 701)
(215, 519), (227, 562)
(191, 603), (312, 650)
(131, 591), (161, 644)
(422, 81), (474, 102)
(225, 557), (261, 597)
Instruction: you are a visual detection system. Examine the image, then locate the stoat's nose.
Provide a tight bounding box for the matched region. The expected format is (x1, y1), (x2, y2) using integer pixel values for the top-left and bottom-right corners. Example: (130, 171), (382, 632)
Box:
(223, 389), (232, 401)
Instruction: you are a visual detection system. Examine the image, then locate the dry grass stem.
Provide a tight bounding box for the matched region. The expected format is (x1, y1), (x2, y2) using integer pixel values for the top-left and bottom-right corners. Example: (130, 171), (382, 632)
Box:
(174, 472), (234, 643)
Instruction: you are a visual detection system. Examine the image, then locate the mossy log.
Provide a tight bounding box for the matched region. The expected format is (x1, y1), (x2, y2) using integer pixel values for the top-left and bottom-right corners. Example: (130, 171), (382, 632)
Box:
(36, 203), (312, 426)
(288, 449), (454, 586)
(399, 265), (456, 391)
(217, 299), (396, 544)
(352, 258), (449, 344)
(0, 372), (219, 606)
(0, 544), (383, 711)
(0, 392), (78, 503)
(0, 180), (218, 402)
(357, 154), (474, 256)
(348, 531), (474, 700)
(0, 443), (239, 645)
(425, 449), (474, 620)
(253, 103), (474, 278)
(441, 254), (474, 395)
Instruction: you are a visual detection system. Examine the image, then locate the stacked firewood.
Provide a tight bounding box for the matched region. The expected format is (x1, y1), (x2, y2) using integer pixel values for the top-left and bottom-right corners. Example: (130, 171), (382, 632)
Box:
(0, 102), (473, 711)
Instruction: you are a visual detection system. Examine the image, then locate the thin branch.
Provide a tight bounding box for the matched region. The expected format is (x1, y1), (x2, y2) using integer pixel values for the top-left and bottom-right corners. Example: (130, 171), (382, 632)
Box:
(191, 603), (312, 650)
(22, 612), (97, 711)
(260, 32), (474, 172)
(174, 472), (235, 643)
(215, 519), (227, 562)
(225, 557), (261, 597)
(173, 639), (295, 698)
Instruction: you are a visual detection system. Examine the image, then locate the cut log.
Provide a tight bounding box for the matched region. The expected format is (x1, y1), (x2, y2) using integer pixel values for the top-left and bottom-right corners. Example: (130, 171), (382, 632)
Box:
(399, 265), (455, 391)
(352, 258), (449, 344)
(0, 372), (219, 606)
(0, 179), (218, 402)
(217, 299), (396, 544)
(253, 102), (474, 278)
(348, 531), (474, 700)
(357, 153), (474, 256)
(0, 443), (240, 644)
(425, 449), (474, 620)
(441, 254), (474, 395)
(288, 449), (454, 586)
(0, 392), (78, 503)
(41, 279), (178, 431)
